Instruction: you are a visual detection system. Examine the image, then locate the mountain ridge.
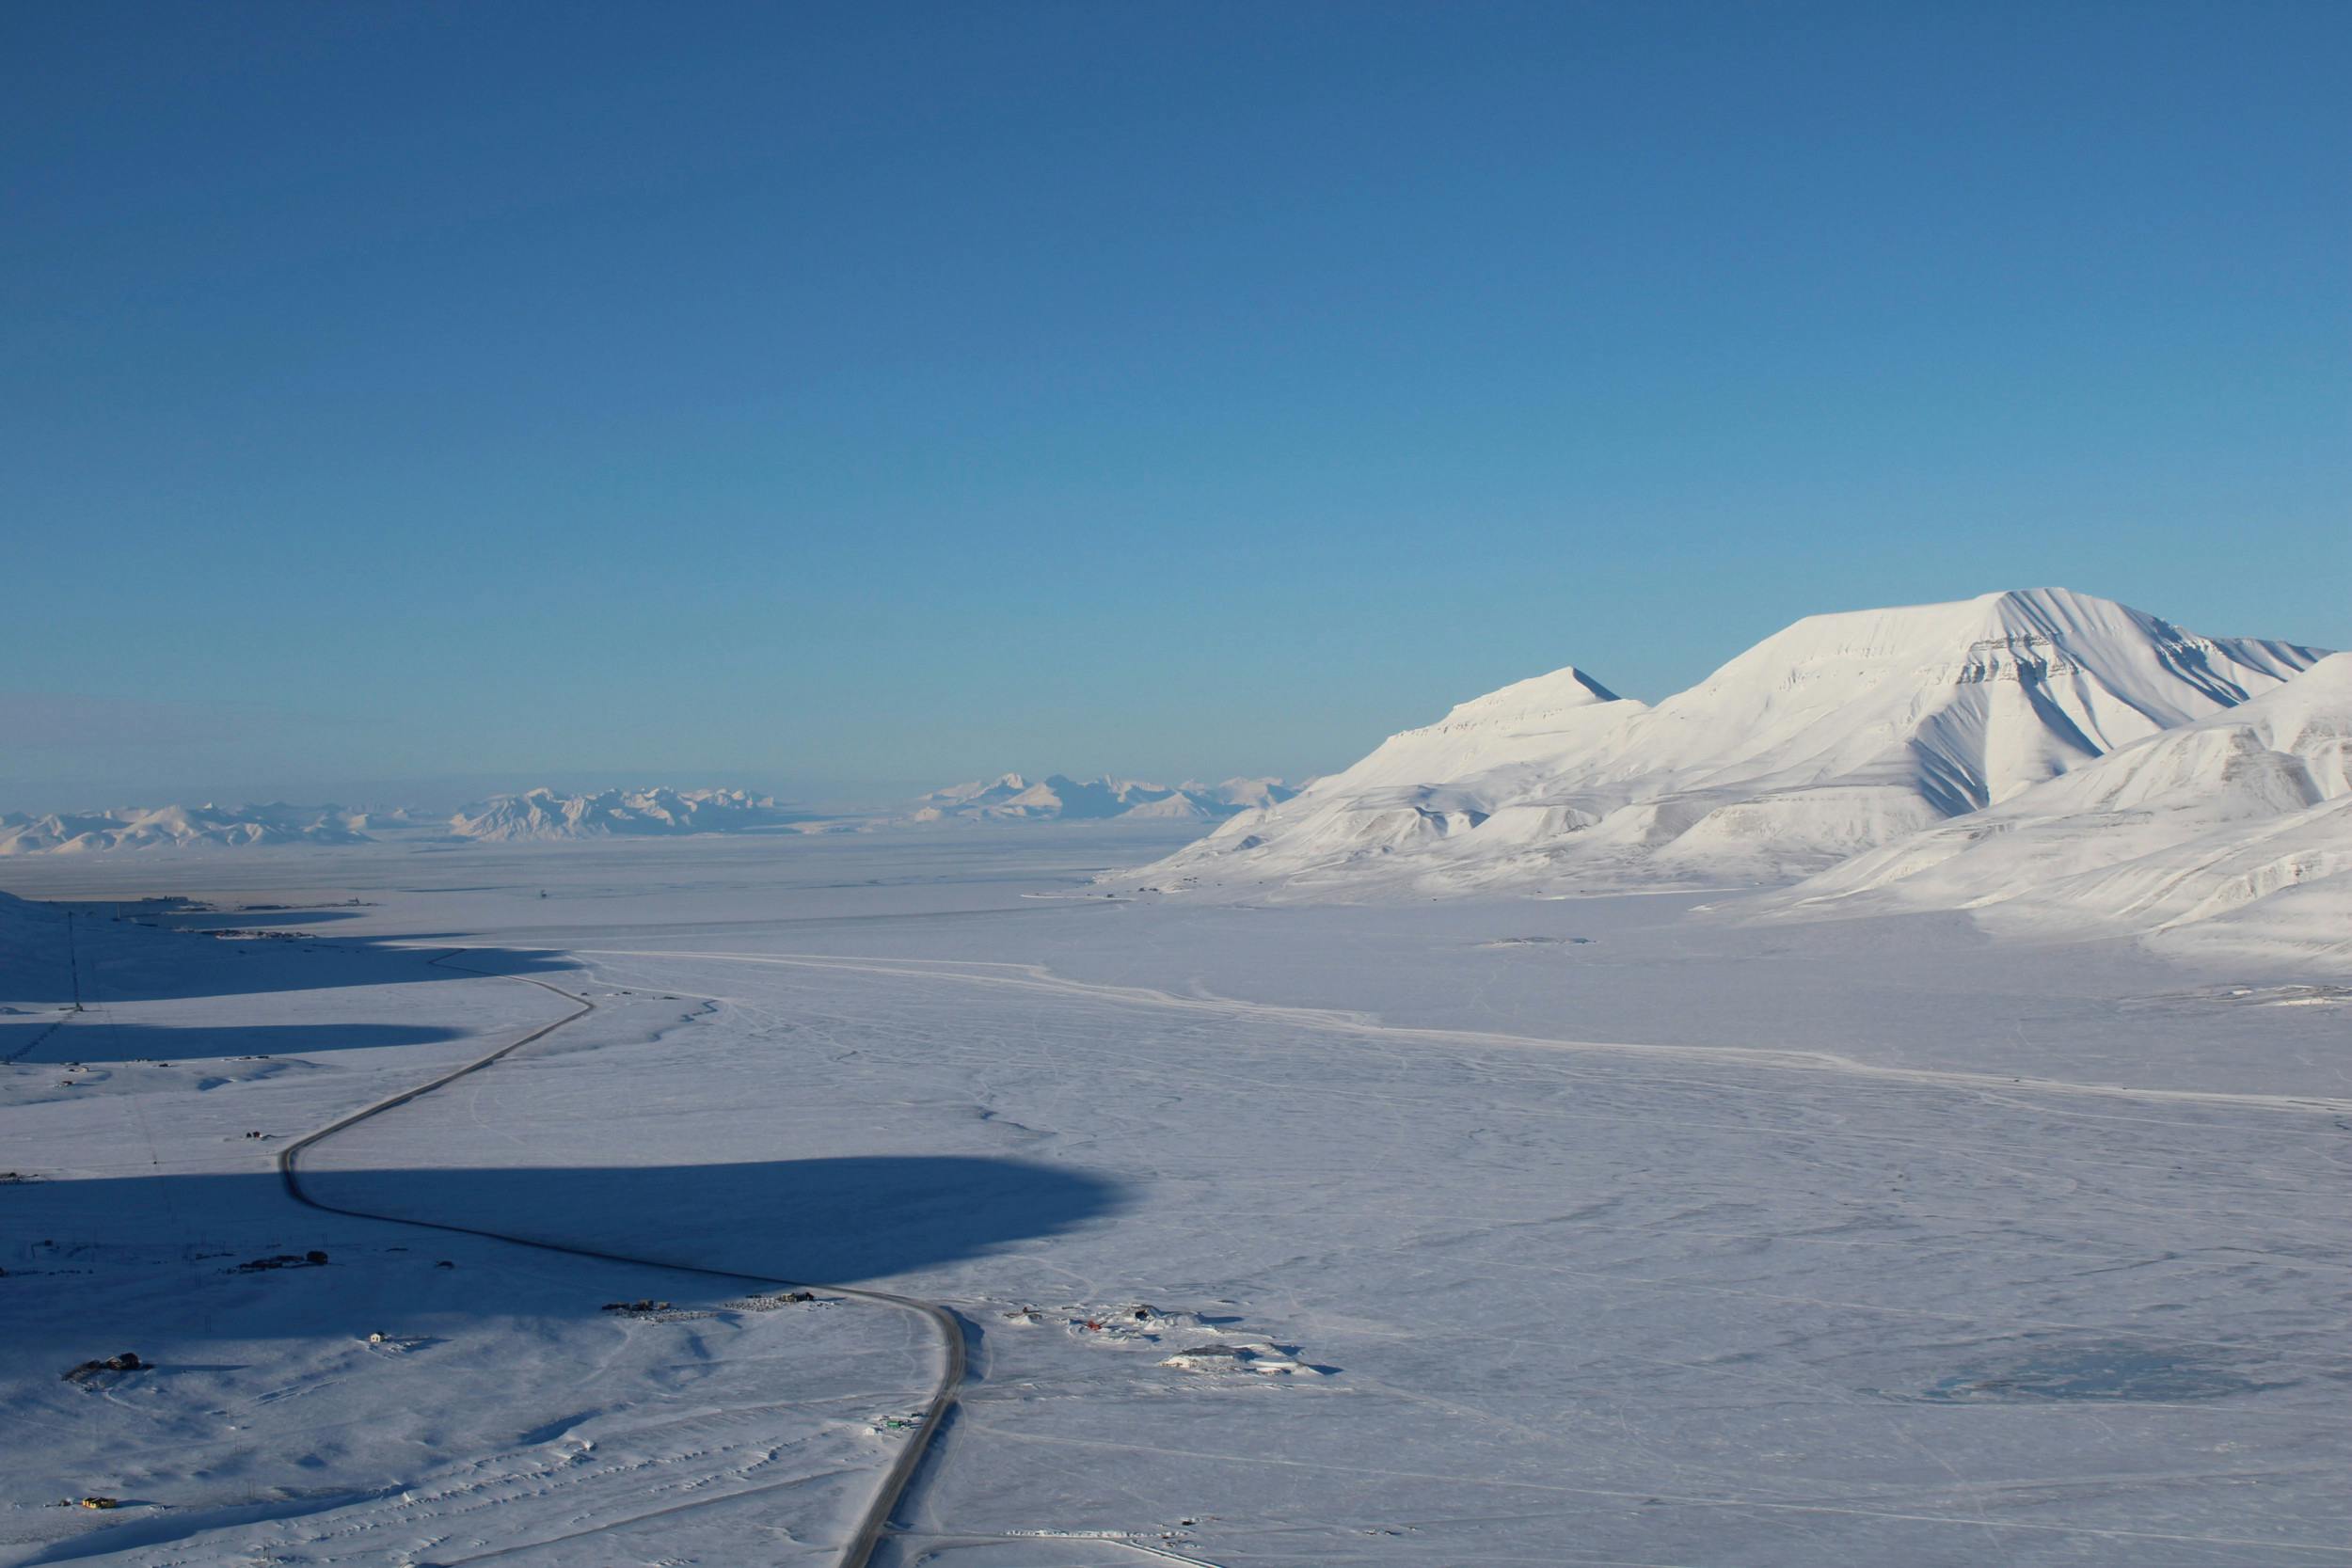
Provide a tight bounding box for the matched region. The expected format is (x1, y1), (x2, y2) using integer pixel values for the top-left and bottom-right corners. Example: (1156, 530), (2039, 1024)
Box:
(1745, 651), (2352, 959)
(909, 773), (1298, 824)
(0, 802), (392, 856)
(445, 786), (809, 842)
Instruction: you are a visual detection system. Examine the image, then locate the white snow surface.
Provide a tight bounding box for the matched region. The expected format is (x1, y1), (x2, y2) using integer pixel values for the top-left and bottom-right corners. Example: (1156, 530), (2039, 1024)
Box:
(4, 831), (2348, 1567)
(1749, 651), (2352, 963)
(909, 773), (1298, 824)
(1133, 588), (2328, 898)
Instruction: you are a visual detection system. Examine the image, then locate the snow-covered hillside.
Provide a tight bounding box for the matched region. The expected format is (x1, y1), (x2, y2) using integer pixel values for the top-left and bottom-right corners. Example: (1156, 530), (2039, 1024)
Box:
(911, 773), (1297, 824)
(0, 802), (388, 855)
(447, 786), (805, 842)
(1126, 589), (2327, 899)
(1753, 653), (2352, 961)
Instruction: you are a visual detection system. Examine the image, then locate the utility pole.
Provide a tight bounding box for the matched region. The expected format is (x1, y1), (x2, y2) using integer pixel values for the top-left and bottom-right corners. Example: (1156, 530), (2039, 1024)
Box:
(66, 911), (85, 1011)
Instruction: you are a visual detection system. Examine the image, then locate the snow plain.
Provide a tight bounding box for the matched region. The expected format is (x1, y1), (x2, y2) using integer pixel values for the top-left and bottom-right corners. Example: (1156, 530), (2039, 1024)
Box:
(4, 824), (2347, 1566)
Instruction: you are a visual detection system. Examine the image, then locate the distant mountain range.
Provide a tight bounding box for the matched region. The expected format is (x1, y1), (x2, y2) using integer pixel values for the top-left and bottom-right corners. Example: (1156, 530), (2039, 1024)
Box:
(0, 776), (1296, 853)
(444, 786), (812, 842)
(1120, 587), (2342, 957)
(0, 802), (403, 856)
(909, 774), (1298, 824)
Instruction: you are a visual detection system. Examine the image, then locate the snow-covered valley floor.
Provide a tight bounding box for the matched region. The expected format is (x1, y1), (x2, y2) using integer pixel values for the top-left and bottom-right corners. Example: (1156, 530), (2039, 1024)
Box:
(4, 827), (2347, 1566)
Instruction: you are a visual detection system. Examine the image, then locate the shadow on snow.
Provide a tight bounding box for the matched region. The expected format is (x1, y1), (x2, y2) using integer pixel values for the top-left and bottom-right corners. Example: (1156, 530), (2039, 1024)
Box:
(10, 1155), (1127, 1301)
(0, 1021), (463, 1065)
(1, 895), (576, 1006)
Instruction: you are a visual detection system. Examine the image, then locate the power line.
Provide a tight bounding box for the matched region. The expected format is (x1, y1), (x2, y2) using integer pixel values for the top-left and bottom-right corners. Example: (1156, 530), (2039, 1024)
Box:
(65, 910), (86, 1011)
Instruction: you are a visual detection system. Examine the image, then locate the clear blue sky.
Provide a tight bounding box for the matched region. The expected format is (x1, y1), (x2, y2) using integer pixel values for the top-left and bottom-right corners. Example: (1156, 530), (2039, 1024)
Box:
(4, 1), (2345, 809)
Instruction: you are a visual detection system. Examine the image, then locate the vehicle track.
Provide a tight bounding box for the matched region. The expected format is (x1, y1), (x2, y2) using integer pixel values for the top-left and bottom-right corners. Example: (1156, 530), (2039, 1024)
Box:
(276, 948), (963, 1568)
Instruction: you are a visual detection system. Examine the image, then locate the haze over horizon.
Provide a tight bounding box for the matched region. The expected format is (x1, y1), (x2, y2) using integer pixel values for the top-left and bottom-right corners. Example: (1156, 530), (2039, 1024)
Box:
(6, 2), (2345, 809)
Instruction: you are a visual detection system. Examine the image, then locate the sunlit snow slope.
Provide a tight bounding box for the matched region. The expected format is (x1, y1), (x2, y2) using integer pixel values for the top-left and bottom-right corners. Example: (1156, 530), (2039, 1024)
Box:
(1756, 652), (2352, 962)
(1128, 589), (2326, 898)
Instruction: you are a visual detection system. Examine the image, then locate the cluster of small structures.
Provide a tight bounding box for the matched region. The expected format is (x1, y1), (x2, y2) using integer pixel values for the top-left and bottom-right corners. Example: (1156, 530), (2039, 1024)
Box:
(230, 1249), (329, 1274)
(60, 1352), (144, 1385)
(723, 1289), (822, 1310)
(603, 1290), (829, 1321)
(999, 1301), (1332, 1379)
(1157, 1340), (1322, 1376)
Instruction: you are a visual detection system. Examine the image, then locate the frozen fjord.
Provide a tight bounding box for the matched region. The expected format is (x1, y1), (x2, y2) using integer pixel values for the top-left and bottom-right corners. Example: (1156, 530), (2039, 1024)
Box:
(2, 826), (2347, 1566)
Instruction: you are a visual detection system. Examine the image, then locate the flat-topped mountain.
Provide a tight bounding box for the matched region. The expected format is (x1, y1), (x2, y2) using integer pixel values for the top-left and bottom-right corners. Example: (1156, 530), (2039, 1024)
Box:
(1123, 588), (2328, 898)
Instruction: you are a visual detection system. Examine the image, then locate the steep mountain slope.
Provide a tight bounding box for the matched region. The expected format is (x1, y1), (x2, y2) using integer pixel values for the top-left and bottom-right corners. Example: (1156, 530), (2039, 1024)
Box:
(1754, 653), (2352, 961)
(910, 774), (1297, 824)
(448, 787), (803, 842)
(0, 802), (383, 855)
(1126, 589), (2327, 898)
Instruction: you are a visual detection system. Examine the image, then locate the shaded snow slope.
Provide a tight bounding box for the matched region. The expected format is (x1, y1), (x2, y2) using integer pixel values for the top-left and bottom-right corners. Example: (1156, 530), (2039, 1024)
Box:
(911, 773), (1298, 824)
(1753, 653), (2352, 964)
(448, 786), (805, 841)
(1126, 589), (2327, 899)
(0, 887), (51, 959)
(0, 801), (390, 855)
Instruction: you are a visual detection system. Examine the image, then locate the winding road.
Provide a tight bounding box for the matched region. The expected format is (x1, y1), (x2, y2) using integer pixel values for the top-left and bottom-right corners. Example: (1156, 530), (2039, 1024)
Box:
(276, 948), (965, 1568)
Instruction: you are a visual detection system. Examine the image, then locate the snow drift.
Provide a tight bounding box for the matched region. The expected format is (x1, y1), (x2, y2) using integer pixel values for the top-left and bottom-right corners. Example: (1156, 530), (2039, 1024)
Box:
(1125, 589), (2327, 899)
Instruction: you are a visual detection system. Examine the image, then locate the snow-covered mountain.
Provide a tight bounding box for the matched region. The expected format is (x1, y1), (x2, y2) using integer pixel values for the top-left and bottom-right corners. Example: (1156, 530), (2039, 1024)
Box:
(0, 802), (388, 855)
(1124, 589), (2328, 898)
(1753, 652), (2352, 960)
(0, 790), (805, 853)
(911, 774), (1298, 824)
(446, 787), (806, 842)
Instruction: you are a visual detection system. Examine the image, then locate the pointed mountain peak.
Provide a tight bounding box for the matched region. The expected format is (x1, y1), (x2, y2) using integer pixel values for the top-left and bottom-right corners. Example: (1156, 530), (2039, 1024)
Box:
(1432, 665), (1626, 726)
